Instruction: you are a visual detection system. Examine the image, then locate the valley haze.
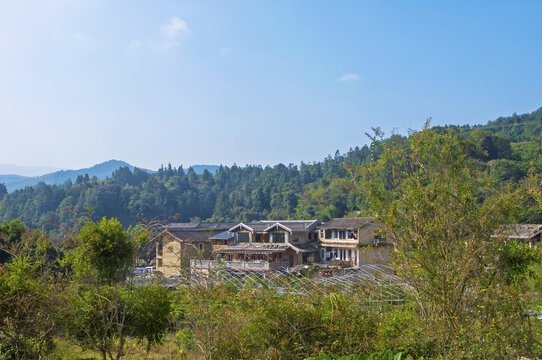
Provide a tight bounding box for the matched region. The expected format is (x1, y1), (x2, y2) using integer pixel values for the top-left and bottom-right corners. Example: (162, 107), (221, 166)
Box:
(0, 161), (219, 192)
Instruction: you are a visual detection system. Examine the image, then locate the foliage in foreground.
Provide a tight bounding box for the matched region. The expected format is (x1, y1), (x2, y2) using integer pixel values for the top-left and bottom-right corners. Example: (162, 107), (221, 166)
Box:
(352, 123), (542, 359)
(306, 349), (423, 360)
(1, 116), (541, 359)
(0, 257), (58, 360)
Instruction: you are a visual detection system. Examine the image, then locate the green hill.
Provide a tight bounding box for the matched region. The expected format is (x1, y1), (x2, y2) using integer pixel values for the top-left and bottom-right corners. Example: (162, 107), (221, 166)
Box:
(0, 160), (152, 192)
(0, 108), (540, 234)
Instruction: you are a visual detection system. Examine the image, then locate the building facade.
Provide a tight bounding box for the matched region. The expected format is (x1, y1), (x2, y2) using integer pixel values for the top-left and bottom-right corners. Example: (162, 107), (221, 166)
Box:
(214, 220), (321, 267)
(154, 222), (235, 276)
(493, 224), (542, 248)
(318, 218), (391, 266)
(155, 218), (394, 276)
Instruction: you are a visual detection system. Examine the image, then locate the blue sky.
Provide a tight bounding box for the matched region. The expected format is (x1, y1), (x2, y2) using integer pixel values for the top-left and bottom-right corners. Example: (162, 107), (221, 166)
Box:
(1, 1), (541, 171)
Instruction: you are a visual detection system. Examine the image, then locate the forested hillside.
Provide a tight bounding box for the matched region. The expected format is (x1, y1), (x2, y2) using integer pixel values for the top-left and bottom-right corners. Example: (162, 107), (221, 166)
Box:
(1, 108), (541, 235)
(0, 159), (152, 192)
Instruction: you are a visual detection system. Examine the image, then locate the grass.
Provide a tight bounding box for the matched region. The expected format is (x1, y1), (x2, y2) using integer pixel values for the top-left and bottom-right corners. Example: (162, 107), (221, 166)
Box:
(48, 335), (202, 360)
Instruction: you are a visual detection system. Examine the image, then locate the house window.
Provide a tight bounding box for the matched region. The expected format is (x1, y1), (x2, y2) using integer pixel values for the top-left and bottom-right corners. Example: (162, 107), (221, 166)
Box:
(157, 241), (163, 256)
(198, 243), (204, 251)
(255, 234), (263, 242)
(320, 230), (324, 238)
(321, 249), (325, 259)
(157, 259), (163, 267)
(272, 232), (286, 243)
(373, 231), (386, 244)
(237, 232), (250, 243)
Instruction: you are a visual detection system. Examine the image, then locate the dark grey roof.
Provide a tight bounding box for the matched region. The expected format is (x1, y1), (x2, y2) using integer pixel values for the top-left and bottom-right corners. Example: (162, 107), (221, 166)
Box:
(166, 222), (236, 231)
(290, 242), (319, 253)
(493, 224), (542, 240)
(319, 218), (374, 230)
(229, 220), (320, 233)
(209, 231), (235, 240)
(165, 229), (222, 242)
(166, 222), (200, 229)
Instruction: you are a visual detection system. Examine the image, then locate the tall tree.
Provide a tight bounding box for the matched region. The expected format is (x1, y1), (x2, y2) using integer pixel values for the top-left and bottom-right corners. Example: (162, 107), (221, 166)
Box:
(75, 217), (135, 285)
(357, 124), (541, 358)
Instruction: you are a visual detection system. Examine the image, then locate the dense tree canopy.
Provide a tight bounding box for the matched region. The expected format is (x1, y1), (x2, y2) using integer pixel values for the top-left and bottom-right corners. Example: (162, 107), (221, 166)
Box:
(0, 108), (540, 235)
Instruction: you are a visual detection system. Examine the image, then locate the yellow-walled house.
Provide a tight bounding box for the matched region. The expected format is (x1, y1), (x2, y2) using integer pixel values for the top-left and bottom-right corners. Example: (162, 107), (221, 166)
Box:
(155, 222), (235, 276)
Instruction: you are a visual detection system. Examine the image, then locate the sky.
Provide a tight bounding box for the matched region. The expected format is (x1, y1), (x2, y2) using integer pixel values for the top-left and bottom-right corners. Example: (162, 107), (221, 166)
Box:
(1, 1), (541, 171)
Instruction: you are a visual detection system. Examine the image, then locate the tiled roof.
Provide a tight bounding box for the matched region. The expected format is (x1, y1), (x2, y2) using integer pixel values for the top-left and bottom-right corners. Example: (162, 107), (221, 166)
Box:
(229, 220), (320, 233)
(209, 231), (235, 240)
(290, 242), (319, 253)
(493, 224), (542, 240)
(319, 218), (374, 230)
(166, 222), (237, 231)
(165, 229), (222, 242)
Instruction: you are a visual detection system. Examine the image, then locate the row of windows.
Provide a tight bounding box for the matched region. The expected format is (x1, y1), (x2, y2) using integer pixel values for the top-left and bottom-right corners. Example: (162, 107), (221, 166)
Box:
(236, 232), (287, 243)
(320, 230), (358, 239)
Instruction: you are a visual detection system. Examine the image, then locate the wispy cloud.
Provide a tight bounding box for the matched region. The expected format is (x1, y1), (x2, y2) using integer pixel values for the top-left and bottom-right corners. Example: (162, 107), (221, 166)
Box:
(159, 16), (189, 49)
(127, 39), (141, 49)
(220, 47), (232, 54)
(339, 74), (359, 82)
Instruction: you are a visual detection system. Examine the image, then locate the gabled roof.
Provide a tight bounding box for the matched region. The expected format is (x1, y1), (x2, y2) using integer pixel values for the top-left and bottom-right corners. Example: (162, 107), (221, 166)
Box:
(229, 220), (320, 233)
(319, 218), (374, 230)
(158, 229), (222, 243)
(263, 222), (293, 233)
(228, 223), (255, 232)
(493, 224), (542, 240)
(153, 222), (237, 242)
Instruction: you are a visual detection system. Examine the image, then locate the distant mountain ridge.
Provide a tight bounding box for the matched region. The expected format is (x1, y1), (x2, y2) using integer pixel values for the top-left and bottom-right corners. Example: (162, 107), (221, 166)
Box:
(0, 160), (150, 192)
(0, 164), (62, 177)
(0, 161), (221, 192)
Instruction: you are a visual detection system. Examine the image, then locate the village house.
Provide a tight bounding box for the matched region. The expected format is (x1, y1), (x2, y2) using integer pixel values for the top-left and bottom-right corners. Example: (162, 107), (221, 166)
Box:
(212, 220), (321, 269)
(154, 222), (235, 276)
(492, 224), (542, 248)
(318, 218), (391, 266)
(209, 230), (235, 253)
(156, 218), (542, 277)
